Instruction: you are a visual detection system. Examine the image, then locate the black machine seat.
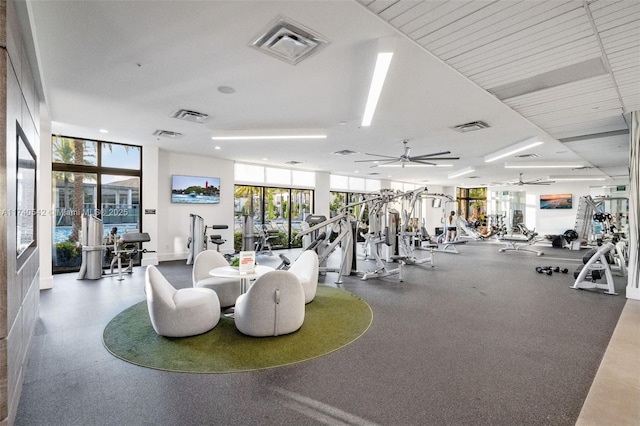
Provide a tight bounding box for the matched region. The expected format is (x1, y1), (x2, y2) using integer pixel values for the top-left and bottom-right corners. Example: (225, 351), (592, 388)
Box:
(119, 232), (151, 244)
(207, 225), (228, 251)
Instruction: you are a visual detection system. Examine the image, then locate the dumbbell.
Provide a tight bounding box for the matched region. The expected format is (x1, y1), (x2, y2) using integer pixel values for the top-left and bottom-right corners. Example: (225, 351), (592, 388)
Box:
(535, 266), (552, 275)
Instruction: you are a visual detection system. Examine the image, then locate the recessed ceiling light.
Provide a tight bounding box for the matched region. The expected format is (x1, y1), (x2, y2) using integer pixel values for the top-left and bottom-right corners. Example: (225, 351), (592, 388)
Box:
(99, 129), (109, 134)
(214, 146), (221, 150)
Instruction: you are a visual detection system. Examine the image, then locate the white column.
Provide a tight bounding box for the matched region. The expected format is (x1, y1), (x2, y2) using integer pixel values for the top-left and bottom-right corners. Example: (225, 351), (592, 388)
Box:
(627, 111), (639, 299)
(314, 171), (331, 219)
(141, 146), (159, 266)
(38, 103), (53, 289)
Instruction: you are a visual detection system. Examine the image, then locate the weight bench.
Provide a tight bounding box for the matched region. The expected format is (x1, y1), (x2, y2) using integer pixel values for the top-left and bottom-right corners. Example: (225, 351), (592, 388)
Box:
(498, 237), (543, 256)
(434, 240), (466, 254)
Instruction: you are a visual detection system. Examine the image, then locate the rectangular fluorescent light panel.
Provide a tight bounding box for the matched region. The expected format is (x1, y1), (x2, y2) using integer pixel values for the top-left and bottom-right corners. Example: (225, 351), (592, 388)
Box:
(361, 39), (395, 127)
(485, 138), (543, 163)
(212, 134), (326, 141)
(548, 175), (606, 181)
(211, 129), (326, 141)
(448, 167), (475, 178)
(504, 162), (583, 169)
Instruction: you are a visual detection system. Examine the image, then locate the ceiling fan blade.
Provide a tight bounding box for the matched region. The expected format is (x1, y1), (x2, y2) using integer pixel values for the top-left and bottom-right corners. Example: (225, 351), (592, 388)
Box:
(411, 156), (460, 161)
(410, 151), (452, 159)
(410, 159), (437, 166)
(354, 157), (401, 163)
(363, 153), (399, 159)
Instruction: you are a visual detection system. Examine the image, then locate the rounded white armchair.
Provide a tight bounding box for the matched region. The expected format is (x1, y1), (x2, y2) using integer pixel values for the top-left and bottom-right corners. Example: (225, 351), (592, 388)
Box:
(192, 250), (241, 308)
(145, 265), (221, 337)
(234, 270), (305, 337)
(287, 250), (319, 304)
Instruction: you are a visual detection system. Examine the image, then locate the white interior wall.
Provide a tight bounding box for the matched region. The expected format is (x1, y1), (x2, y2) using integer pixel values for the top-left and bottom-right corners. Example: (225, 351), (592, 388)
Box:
(156, 150), (235, 261)
(489, 182), (594, 235)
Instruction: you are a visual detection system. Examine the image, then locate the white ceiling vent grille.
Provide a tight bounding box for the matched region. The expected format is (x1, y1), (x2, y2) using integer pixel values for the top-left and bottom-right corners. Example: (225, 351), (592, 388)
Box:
(251, 17), (328, 65)
(516, 153), (541, 159)
(153, 130), (183, 138)
(452, 121), (491, 133)
(170, 109), (211, 124)
(332, 149), (358, 156)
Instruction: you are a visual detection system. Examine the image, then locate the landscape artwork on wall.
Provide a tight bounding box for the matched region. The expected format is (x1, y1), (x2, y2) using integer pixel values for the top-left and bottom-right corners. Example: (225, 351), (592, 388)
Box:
(171, 175), (220, 204)
(540, 194), (572, 209)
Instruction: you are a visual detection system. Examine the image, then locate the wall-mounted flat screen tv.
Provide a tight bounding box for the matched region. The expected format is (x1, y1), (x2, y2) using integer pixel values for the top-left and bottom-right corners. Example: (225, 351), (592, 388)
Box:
(171, 175), (220, 204)
(540, 193), (572, 209)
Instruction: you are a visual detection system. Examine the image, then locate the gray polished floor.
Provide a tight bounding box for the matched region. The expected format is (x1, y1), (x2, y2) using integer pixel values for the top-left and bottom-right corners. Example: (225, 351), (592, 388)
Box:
(16, 241), (627, 425)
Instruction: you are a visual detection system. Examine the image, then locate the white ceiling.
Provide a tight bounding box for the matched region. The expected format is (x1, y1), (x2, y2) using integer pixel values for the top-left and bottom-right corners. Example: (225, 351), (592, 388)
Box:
(26, 0), (638, 188)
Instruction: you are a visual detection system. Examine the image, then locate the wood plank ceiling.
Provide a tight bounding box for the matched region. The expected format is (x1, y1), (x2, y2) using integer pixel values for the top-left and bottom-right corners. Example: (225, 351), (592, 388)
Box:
(358, 0), (640, 179)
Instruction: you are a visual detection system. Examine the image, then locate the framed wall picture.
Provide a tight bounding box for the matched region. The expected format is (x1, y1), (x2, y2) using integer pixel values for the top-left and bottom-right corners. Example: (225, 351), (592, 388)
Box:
(540, 194), (572, 209)
(16, 122), (38, 265)
(171, 174), (220, 204)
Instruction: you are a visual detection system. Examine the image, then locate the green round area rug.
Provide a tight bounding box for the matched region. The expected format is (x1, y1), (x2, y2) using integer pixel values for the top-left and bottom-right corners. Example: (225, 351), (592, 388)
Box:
(103, 285), (373, 373)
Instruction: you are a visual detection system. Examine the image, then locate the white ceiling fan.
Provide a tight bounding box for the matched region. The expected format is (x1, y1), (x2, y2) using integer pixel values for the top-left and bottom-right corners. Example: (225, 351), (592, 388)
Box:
(354, 139), (459, 168)
(507, 173), (555, 186)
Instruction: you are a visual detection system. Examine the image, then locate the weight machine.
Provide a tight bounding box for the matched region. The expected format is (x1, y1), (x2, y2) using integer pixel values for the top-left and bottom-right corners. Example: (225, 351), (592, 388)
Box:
(254, 223), (279, 255)
(295, 212), (356, 284)
(572, 242), (618, 295)
(187, 214), (229, 264)
(358, 189), (404, 281)
(78, 215), (152, 281)
(423, 193), (468, 253)
(393, 187), (434, 265)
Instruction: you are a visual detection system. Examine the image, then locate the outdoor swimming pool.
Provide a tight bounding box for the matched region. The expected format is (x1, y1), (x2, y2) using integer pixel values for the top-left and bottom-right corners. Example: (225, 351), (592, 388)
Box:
(54, 224), (139, 244)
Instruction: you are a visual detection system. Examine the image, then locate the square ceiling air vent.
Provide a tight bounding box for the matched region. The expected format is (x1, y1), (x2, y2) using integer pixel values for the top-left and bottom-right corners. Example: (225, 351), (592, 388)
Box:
(251, 16), (328, 65)
(452, 121), (491, 133)
(285, 160), (303, 165)
(170, 109), (211, 124)
(332, 149), (358, 156)
(516, 153), (540, 159)
(153, 130), (183, 138)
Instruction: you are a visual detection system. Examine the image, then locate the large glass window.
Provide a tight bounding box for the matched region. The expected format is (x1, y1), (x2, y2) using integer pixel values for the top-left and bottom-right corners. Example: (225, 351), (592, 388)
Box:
(234, 185), (313, 251)
(52, 136), (142, 273)
(456, 187), (487, 226)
